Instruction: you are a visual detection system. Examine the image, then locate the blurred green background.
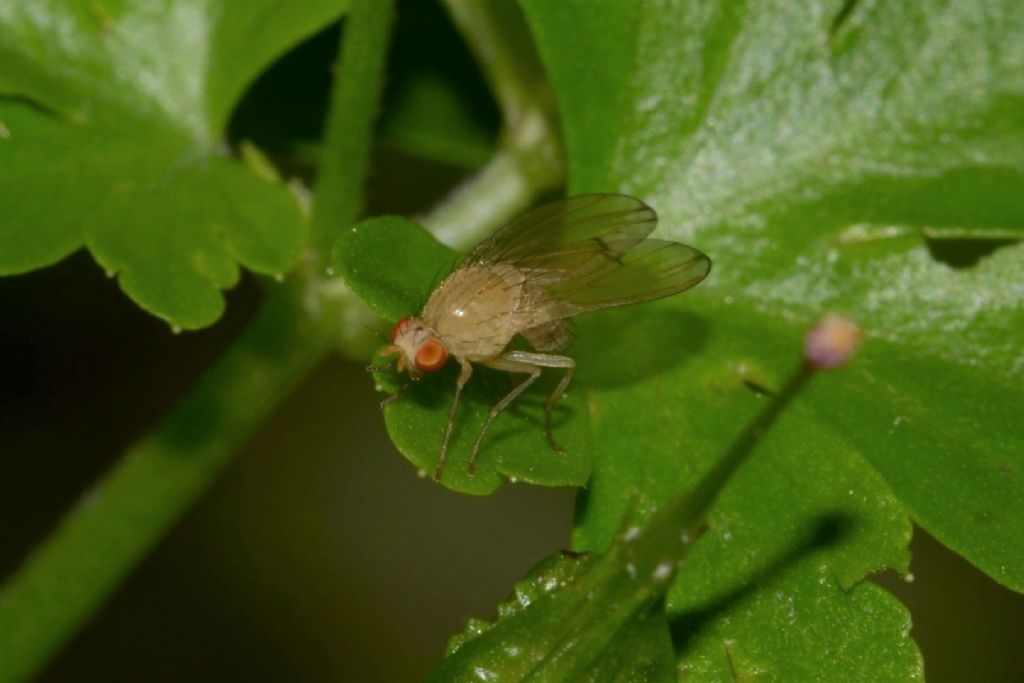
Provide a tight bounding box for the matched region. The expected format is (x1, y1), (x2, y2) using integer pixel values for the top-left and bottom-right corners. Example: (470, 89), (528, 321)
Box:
(1, 2), (1022, 680)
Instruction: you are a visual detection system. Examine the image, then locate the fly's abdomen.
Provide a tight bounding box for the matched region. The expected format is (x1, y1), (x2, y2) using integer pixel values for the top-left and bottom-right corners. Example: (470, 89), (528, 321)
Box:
(521, 319), (571, 352)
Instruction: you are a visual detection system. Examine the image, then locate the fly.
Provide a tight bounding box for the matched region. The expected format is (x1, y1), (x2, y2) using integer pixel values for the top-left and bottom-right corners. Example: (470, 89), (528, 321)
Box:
(377, 194), (711, 481)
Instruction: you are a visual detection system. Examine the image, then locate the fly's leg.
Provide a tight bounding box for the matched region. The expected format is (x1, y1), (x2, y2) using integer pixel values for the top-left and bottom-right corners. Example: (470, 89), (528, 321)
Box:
(379, 380), (412, 409)
(502, 351), (575, 456)
(507, 374), (522, 415)
(543, 363), (575, 454)
(435, 359), (473, 481)
(470, 358), (540, 475)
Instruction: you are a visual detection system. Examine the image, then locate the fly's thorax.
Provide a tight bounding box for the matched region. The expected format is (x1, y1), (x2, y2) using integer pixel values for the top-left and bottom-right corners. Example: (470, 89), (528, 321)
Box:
(422, 264), (529, 359)
(389, 316), (448, 374)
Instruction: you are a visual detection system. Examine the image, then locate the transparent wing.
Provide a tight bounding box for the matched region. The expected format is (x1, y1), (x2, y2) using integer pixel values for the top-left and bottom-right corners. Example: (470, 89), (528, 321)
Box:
(465, 194), (710, 317)
(465, 194), (657, 277)
(547, 239), (711, 314)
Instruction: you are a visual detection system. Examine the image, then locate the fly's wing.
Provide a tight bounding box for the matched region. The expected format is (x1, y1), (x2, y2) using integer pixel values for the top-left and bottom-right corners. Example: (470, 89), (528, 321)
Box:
(546, 239), (710, 314)
(466, 194), (710, 319)
(465, 194), (657, 278)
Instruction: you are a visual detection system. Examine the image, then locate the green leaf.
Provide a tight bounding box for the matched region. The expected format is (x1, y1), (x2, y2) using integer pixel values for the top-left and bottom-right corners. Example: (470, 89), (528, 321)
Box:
(521, 0), (1024, 595)
(381, 68), (495, 168)
(429, 368), (914, 682)
(428, 482), (687, 682)
(0, 1), (349, 328)
(565, 302), (921, 679)
(509, 0), (1023, 676)
(332, 216), (590, 494)
(432, 549), (676, 682)
(332, 216), (460, 321)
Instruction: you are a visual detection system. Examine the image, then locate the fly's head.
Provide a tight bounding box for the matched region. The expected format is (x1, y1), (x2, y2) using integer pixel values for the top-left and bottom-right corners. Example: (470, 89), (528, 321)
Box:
(379, 316), (449, 378)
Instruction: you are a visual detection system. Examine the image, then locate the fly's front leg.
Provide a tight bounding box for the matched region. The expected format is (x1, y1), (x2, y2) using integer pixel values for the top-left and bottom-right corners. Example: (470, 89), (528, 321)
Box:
(501, 351), (575, 455)
(435, 358), (473, 481)
(379, 380), (412, 409)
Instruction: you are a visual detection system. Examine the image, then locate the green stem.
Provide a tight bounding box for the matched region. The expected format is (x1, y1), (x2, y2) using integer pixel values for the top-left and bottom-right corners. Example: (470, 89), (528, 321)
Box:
(425, 0), (564, 249)
(310, 0), (395, 261)
(0, 288), (332, 683)
(428, 0), (563, 250)
(442, 0), (551, 127)
(422, 107), (559, 250)
(659, 366), (814, 559)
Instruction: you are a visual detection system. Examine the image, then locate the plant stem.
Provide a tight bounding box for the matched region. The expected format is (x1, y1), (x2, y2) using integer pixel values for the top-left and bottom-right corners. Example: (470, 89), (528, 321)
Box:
(422, 108), (559, 250)
(0, 288), (332, 683)
(427, 0), (563, 249)
(442, 0), (551, 128)
(310, 0), (395, 263)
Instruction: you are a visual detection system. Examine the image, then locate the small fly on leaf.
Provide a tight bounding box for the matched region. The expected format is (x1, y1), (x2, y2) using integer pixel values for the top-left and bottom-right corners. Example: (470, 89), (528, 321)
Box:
(377, 194), (711, 481)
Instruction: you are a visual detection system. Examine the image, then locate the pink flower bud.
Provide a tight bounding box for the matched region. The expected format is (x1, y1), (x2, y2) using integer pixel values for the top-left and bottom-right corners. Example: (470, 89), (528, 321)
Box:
(804, 314), (862, 370)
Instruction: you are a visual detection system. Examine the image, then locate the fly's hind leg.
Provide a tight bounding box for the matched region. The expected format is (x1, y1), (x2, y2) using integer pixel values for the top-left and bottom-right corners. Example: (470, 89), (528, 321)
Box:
(502, 351), (575, 455)
(545, 365), (575, 454)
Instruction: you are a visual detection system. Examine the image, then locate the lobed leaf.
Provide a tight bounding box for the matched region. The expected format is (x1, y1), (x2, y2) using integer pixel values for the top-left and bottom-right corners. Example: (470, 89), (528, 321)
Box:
(513, 0), (1023, 677)
(527, 0), (1024, 586)
(0, 1), (350, 328)
(428, 470), (686, 682)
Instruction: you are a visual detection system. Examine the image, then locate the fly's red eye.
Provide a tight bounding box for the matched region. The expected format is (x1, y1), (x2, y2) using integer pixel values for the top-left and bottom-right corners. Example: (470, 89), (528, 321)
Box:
(391, 317), (413, 344)
(414, 339), (448, 373)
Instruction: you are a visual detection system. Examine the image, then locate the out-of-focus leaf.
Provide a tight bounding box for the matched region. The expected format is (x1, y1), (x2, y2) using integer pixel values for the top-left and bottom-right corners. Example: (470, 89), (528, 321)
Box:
(430, 548), (676, 683)
(381, 70), (495, 168)
(0, 0), (349, 328)
(377, 0), (499, 169)
(427, 468), (693, 683)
